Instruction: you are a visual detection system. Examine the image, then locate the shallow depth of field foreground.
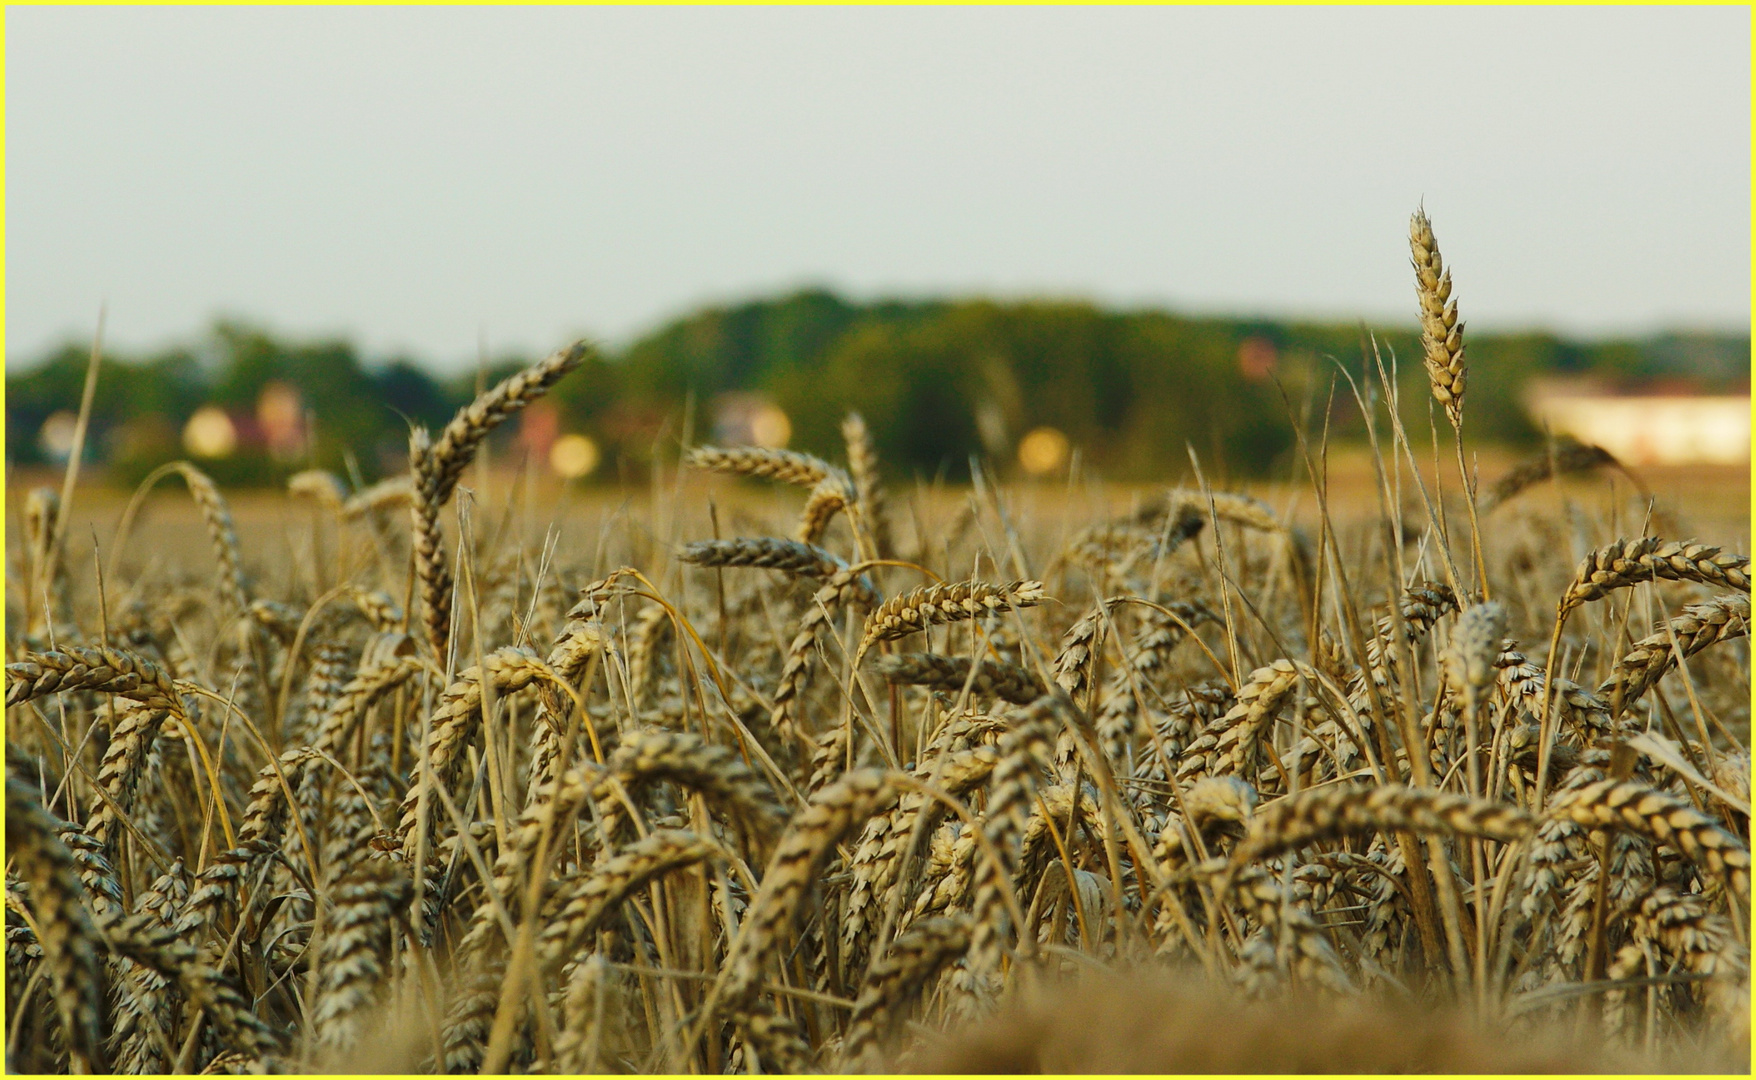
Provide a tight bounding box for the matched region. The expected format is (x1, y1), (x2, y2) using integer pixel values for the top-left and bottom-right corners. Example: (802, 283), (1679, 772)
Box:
(5, 215), (1750, 1074)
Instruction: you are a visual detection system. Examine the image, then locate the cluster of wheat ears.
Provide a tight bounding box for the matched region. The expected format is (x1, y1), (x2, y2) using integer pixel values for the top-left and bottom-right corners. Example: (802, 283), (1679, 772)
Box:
(5, 211), (1750, 1074)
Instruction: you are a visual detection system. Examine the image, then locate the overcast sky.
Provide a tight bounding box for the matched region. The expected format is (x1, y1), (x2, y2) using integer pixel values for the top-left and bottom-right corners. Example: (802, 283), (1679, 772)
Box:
(8, 6), (1749, 372)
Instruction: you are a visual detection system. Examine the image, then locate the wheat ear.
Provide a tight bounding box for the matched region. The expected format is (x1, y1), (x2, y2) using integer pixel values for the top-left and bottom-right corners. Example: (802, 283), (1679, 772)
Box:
(1545, 780), (1749, 899)
(311, 858), (412, 1057)
(840, 915), (972, 1070)
(842, 745), (998, 963)
(1229, 784), (1535, 872)
(286, 467), (348, 508)
(339, 474), (413, 521)
(444, 823), (702, 1077)
(1052, 602), (1110, 702)
(623, 602), (672, 705)
(1624, 885), (1749, 1019)
(678, 536), (848, 580)
(798, 474), (857, 546)
(7, 644), (183, 711)
(87, 699), (173, 852)
(104, 911), (286, 1061)
(394, 647), (548, 851)
(410, 342), (590, 654)
(770, 566), (879, 748)
(1482, 436), (1621, 513)
(6, 772), (108, 1073)
(170, 461), (250, 612)
(535, 829), (723, 971)
(871, 652), (1045, 705)
(1410, 207), (1466, 428)
(715, 769), (900, 1014)
(858, 579), (1045, 659)
(684, 444), (837, 487)
(552, 955), (613, 1073)
(967, 698), (1058, 980)
(843, 411), (891, 557)
(1559, 537), (1750, 615)
(108, 860), (189, 1074)
(1226, 863), (1353, 993)
(1599, 593), (1750, 711)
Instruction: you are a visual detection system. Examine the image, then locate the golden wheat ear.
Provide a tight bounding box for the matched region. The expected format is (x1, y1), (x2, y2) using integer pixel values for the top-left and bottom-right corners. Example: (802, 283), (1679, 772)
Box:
(1410, 207), (1467, 429)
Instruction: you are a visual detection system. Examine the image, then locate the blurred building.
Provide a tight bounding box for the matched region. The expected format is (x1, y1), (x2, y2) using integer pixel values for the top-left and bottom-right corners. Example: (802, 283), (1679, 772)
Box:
(1523, 377), (1750, 465)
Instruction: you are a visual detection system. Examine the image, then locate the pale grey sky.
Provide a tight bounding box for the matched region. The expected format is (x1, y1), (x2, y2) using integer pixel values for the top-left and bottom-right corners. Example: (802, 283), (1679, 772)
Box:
(7, 6), (1749, 372)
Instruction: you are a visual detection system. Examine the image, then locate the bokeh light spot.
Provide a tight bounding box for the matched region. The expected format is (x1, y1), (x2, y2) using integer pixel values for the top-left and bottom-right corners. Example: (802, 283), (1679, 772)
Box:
(183, 406), (237, 458)
(37, 410), (78, 460)
(1018, 426), (1070, 476)
(550, 433), (600, 479)
(750, 404), (792, 449)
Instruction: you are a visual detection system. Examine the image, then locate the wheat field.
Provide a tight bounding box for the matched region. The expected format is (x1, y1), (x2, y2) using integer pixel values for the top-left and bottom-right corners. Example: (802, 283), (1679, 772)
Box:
(5, 213), (1750, 1073)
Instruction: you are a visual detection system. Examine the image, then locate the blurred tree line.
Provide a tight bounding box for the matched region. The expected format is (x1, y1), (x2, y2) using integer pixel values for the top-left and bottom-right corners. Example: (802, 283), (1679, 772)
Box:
(7, 293), (1748, 487)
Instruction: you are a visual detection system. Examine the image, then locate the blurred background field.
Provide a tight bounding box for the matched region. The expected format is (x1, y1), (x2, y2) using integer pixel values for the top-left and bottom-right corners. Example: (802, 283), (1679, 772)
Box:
(6, 293), (1748, 497)
(10, 449), (1745, 593)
